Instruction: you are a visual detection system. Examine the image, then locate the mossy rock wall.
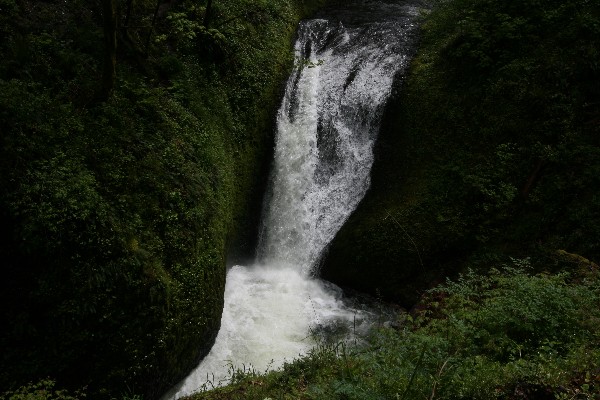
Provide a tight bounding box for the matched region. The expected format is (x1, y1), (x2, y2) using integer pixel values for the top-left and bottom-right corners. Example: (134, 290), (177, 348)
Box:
(320, 80), (469, 307)
(0, 0), (328, 398)
(321, 0), (600, 308)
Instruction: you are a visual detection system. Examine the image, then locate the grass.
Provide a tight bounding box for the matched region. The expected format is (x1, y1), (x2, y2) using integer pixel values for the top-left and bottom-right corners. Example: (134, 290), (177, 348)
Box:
(184, 259), (600, 400)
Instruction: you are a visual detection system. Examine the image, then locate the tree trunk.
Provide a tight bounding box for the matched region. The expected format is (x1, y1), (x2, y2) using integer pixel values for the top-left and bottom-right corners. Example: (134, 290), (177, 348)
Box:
(123, 0), (134, 38)
(203, 0), (213, 27)
(521, 159), (546, 198)
(145, 0), (161, 56)
(101, 0), (117, 101)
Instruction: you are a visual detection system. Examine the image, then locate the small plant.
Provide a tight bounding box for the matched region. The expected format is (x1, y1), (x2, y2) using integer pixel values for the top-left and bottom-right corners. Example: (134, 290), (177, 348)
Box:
(1, 379), (85, 400)
(187, 260), (600, 400)
(295, 57), (324, 69)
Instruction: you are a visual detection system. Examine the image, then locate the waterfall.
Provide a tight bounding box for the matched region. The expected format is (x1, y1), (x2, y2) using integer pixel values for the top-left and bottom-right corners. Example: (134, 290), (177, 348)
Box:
(164, 2), (420, 398)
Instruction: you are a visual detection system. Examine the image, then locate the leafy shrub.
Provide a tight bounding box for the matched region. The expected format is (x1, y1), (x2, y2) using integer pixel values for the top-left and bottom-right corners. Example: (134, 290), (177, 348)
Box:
(322, 0), (600, 306)
(0, 0), (328, 398)
(1, 379), (85, 400)
(191, 262), (600, 400)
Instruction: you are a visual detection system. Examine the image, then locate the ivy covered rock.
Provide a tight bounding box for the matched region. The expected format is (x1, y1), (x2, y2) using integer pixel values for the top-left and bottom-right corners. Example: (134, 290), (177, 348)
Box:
(322, 0), (600, 307)
(0, 0), (328, 398)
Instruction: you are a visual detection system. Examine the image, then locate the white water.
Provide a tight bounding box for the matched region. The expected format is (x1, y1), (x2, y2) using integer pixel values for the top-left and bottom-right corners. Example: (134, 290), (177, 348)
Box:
(164, 3), (419, 398)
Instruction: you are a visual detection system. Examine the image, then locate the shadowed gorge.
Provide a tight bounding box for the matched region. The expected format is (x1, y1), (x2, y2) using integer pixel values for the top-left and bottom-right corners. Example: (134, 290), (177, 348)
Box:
(1, 0), (599, 398)
(164, 2), (421, 397)
(0, 0), (329, 398)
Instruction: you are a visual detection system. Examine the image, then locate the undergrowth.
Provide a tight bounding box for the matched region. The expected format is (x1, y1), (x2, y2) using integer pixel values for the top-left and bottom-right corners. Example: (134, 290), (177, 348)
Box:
(0, 0), (327, 398)
(186, 259), (600, 400)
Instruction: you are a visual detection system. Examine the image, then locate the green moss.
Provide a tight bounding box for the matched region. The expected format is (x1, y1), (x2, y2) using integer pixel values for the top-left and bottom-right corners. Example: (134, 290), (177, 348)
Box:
(322, 0), (600, 307)
(0, 0), (329, 398)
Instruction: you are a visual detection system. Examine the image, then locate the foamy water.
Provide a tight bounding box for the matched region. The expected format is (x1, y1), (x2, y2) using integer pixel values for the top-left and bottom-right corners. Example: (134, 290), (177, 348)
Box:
(162, 2), (420, 398)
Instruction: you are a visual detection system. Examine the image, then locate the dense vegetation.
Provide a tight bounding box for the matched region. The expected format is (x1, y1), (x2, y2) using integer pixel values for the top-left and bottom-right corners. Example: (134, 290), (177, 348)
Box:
(183, 0), (600, 397)
(0, 0), (327, 398)
(186, 261), (600, 399)
(323, 0), (600, 306)
(2, 0), (599, 398)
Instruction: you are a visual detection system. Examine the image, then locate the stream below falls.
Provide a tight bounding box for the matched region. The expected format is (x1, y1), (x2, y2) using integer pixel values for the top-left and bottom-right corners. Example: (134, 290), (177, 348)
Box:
(164, 1), (421, 397)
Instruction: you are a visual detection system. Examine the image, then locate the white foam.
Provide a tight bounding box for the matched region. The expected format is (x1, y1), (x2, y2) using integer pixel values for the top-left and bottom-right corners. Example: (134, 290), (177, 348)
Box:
(163, 264), (360, 398)
(163, 6), (419, 398)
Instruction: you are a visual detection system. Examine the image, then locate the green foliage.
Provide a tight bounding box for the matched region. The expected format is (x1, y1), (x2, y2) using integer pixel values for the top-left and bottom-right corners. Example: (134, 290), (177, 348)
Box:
(1, 379), (85, 400)
(187, 263), (600, 400)
(430, 260), (598, 359)
(405, 0), (600, 251)
(323, 0), (600, 305)
(0, 0), (329, 398)
(1, 378), (145, 400)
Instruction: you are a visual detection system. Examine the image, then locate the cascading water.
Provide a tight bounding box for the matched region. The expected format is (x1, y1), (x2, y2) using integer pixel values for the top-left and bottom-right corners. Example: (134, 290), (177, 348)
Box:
(164, 1), (420, 398)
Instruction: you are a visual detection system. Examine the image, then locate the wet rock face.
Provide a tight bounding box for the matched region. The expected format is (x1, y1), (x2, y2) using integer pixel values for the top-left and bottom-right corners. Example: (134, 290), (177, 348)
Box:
(322, 0), (600, 307)
(317, 1), (439, 308)
(318, 47), (466, 308)
(257, 0), (422, 272)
